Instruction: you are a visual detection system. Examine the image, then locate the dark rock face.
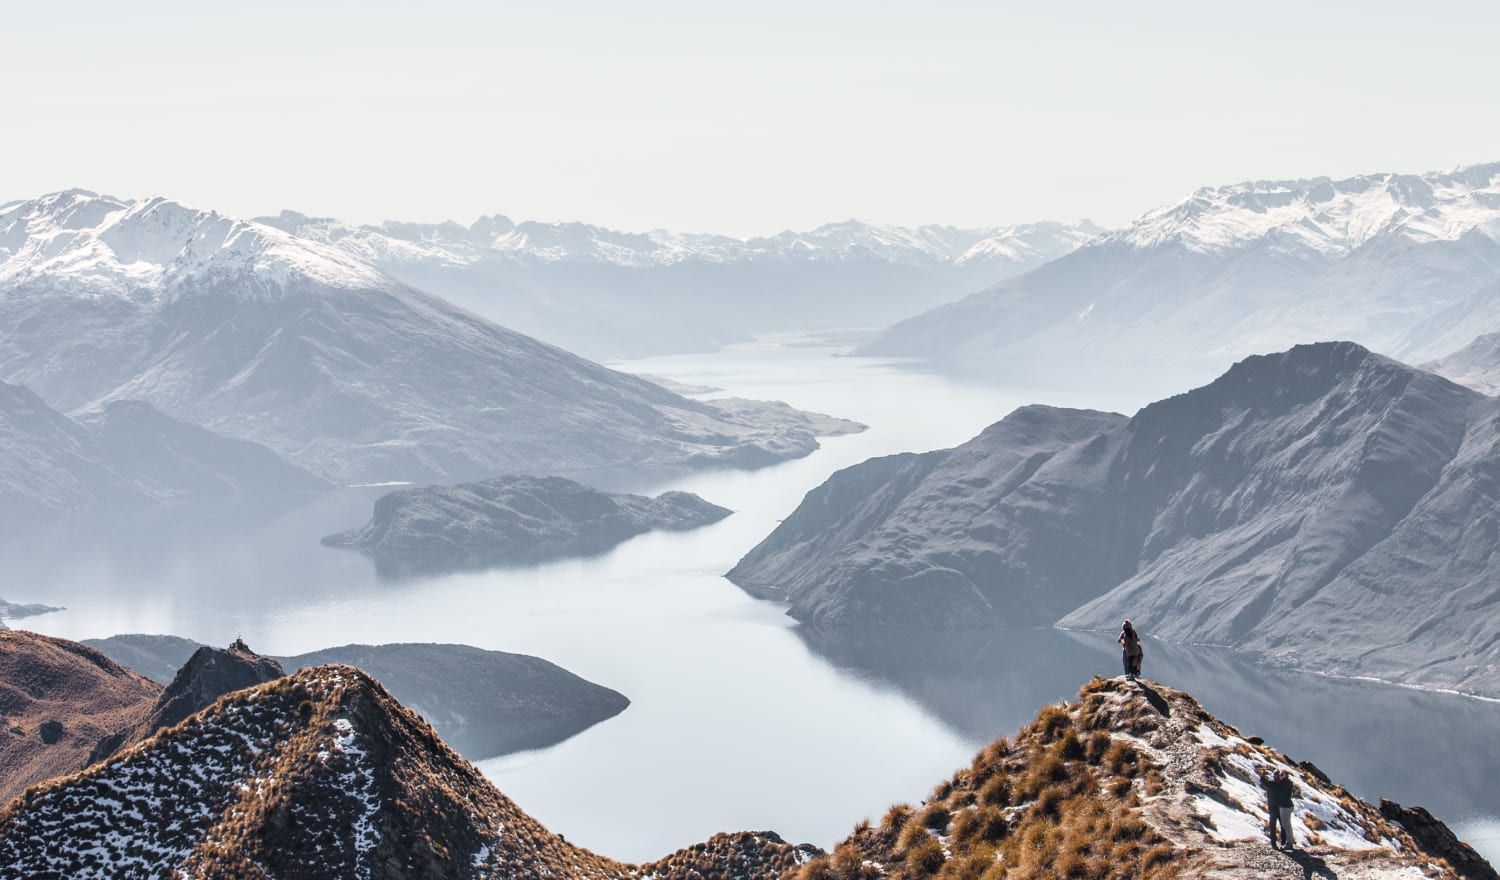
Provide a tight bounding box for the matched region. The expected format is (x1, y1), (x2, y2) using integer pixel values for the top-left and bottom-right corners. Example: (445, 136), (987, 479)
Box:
(728, 405), (1129, 625)
(1381, 799), (1500, 880)
(735, 342), (1500, 696)
(144, 640), (284, 733)
(324, 475), (732, 576)
(35, 721), (62, 745)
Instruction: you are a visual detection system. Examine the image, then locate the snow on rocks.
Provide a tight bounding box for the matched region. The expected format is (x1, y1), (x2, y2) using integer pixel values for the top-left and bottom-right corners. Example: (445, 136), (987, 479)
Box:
(1115, 163), (1500, 256)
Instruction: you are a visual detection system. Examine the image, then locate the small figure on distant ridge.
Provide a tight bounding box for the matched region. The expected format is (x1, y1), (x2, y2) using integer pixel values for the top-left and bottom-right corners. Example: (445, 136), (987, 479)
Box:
(1117, 619), (1144, 680)
(1260, 767), (1297, 849)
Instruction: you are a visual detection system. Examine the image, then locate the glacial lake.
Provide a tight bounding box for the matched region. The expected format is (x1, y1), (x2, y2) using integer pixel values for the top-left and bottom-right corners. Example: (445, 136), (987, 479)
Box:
(10, 341), (1500, 865)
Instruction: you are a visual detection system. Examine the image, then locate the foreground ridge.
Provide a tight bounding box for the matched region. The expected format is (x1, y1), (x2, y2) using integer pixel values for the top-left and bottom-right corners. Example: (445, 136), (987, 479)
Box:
(795, 677), (1492, 880)
(0, 670), (1488, 879)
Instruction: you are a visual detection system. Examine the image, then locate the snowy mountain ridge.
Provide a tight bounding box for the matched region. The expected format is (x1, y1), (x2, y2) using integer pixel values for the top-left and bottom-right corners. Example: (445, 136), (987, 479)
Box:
(1114, 162), (1500, 256)
(259, 210), (1106, 270)
(0, 190), (392, 300)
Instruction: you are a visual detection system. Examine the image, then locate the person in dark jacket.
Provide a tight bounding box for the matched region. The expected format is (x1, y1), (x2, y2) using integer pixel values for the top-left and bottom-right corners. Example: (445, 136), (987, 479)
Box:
(1117, 619), (1143, 680)
(1259, 768), (1296, 848)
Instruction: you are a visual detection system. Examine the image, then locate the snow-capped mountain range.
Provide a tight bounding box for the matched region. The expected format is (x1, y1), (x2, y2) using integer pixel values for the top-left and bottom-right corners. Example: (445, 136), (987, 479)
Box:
(0, 191), (390, 300)
(257, 210), (1103, 358)
(0, 190), (864, 487)
(1116, 163), (1500, 255)
(260, 211), (1104, 270)
(863, 162), (1500, 395)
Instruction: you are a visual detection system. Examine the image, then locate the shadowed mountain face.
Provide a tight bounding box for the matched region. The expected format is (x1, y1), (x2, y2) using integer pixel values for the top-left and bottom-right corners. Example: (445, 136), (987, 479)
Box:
(0, 379), (325, 527)
(83, 636), (630, 761)
(0, 192), (860, 485)
(734, 342), (1500, 696)
(323, 475), (732, 577)
(0, 666), (1483, 880)
(861, 164), (1500, 395)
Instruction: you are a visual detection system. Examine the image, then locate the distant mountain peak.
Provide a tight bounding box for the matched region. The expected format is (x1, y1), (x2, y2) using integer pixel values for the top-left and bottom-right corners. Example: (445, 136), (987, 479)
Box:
(0, 190), (393, 300)
(258, 208), (1103, 270)
(1113, 161), (1500, 256)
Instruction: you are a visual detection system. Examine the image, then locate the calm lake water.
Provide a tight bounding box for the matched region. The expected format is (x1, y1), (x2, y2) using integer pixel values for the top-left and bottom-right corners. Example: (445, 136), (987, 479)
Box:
(10, 342), (1500, 865)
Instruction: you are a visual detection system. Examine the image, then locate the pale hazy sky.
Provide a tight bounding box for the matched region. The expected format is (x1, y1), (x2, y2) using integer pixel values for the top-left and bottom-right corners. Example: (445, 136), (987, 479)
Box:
(4, 0), (1497, 236)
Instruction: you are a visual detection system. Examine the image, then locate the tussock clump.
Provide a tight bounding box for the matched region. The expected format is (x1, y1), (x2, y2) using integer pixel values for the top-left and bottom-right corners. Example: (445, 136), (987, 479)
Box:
(882, 803), (915, 833)
(903, 834), (946, 876)
(921, 804), (952, 832)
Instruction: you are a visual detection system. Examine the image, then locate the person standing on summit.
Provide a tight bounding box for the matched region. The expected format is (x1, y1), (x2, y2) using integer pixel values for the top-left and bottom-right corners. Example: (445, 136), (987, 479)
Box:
(1118, 619), (1144, 680)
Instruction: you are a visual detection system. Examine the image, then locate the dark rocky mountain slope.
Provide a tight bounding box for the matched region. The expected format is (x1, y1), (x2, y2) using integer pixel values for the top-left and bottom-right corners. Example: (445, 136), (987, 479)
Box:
(323, 474), (732, 575)
(734, 342), (1500, 696)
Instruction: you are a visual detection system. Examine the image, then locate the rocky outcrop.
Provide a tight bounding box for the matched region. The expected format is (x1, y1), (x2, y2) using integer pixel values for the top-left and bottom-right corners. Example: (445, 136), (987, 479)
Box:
(324, 475), (733, 576)
(143, 640), (284, 733)
(1380, 800), (1499, 880)
(0, 631), (160, 802)
(735, 342), (1500, 697)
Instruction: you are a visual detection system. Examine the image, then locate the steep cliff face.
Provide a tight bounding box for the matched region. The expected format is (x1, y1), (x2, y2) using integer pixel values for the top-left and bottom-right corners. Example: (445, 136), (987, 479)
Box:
(734, 342), (1500, 696)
